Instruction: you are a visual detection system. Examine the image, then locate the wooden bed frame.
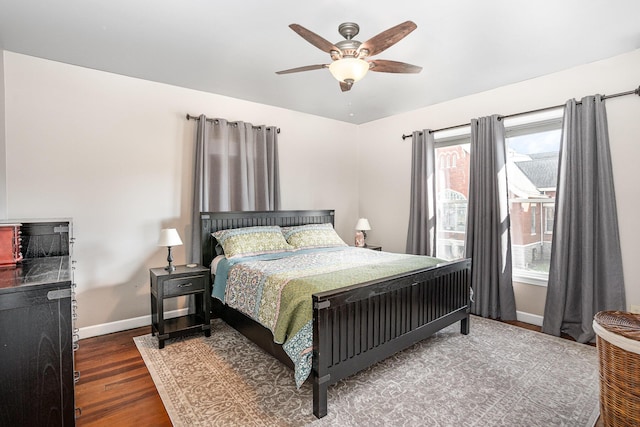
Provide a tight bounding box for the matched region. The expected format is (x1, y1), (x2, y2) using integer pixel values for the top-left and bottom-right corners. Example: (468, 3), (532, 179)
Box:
(200, 209), (471, 418)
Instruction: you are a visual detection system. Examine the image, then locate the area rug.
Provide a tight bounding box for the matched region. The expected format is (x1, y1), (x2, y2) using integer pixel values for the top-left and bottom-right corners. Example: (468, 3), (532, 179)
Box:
(134, 317), (600, 427)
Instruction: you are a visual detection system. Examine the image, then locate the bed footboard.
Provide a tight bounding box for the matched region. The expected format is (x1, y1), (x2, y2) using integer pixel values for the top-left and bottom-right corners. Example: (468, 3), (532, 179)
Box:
(311, 258), (471, 418)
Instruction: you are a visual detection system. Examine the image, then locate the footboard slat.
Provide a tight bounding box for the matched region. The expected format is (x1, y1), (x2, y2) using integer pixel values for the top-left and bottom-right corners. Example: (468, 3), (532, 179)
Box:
(331, 309), (338, 365)
(340, 305), (348, 362)
(312, 258), (471, 418)
(384, 292), (391, 342)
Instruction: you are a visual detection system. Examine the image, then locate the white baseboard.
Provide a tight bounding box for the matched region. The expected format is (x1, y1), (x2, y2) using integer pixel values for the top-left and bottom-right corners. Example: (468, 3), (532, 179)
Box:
(78, 308), (189, 339)
(516, 310), (544, 327)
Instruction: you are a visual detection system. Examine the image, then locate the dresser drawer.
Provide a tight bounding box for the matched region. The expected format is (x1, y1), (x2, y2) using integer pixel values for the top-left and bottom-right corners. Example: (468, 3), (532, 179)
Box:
(163, 274), (205, 297)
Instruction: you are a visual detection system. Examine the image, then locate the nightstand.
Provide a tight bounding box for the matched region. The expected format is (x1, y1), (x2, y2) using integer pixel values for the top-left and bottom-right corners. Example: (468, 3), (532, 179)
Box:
(150, 264), (211, 349)
(364, 244), (382, 251)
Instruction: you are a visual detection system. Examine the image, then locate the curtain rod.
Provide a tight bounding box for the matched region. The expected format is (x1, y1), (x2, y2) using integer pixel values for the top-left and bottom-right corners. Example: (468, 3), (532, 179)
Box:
(401, 85), (640, 140)
(186, 114), (280, 133)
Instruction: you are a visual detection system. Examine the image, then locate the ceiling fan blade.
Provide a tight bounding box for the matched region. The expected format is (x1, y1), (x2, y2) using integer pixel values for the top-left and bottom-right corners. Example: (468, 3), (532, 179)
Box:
(340, 81), (353, 92)
(289, 24), (340, 53)
(369, 59), (422, 74)
(358, 21), (417, 57)
(276, 64), (328, 74)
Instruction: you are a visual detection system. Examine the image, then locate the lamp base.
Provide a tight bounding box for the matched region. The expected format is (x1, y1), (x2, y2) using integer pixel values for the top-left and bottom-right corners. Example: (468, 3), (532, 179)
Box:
(165, 246), (175, 272)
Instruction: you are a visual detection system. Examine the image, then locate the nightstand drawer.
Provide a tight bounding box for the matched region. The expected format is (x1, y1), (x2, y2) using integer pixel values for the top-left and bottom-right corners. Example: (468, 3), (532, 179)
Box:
(164, 275), (205, 297)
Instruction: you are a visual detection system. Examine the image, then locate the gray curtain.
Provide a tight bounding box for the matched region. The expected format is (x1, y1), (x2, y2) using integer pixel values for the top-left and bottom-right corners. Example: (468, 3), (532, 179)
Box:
(406, 130), (437, 256)
(542, 95), (626, 343)
(190, 115), (281, 263)
(464, 115), (517, 320)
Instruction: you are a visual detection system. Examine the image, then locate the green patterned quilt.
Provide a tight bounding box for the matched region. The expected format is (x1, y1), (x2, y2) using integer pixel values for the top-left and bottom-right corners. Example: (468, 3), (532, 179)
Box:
(217, 247), (442, 386)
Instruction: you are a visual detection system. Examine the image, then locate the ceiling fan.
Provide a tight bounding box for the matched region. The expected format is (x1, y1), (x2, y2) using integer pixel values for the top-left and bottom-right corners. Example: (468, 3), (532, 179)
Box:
(276, 21), (422, 92)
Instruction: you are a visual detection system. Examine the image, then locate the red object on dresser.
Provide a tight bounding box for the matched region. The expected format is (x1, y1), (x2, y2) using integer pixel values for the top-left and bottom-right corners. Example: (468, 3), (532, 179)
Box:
(0, 223), (23, 266)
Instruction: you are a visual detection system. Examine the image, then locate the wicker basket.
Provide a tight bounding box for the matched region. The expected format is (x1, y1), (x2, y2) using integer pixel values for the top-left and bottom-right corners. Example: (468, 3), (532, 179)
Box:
(593, 311), (640, 427)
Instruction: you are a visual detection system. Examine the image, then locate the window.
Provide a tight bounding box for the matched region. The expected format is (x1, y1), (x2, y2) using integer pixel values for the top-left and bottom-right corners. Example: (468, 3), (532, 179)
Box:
(544, 204), (555, 234)
(434, 130), (470, 261)
(505, 109), (562, 284)
(430, 109), (562, 283)
(530, 204), (537, 235)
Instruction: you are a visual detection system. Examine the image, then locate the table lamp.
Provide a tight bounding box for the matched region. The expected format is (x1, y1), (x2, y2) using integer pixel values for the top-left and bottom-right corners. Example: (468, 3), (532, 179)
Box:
(158, 228), (183, 271)
(354, 218), (371, 247)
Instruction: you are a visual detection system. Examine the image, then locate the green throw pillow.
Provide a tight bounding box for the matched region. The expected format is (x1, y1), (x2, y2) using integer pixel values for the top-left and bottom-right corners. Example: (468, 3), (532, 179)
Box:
(213, 226), (293, 259)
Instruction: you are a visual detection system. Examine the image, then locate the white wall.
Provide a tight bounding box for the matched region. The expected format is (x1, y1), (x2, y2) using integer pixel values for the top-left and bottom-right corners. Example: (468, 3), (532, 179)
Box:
(358, 49), (640, 315)
(3, 51), (359, 331)
(0, 52), (6, 219)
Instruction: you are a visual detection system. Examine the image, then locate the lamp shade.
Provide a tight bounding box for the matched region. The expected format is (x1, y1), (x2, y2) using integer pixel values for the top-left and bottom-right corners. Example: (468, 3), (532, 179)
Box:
(158, 228), (183, 247)
(355, 218), (371, 231)
(329, 58), (370, 83)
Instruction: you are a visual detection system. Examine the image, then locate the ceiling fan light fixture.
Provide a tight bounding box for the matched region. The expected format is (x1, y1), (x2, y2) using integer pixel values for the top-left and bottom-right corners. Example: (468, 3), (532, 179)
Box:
(329, 58), (369, 83)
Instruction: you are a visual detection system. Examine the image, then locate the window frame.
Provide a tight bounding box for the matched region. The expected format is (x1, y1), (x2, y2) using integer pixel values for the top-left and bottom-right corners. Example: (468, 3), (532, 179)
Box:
(433, 129), (471, 262)
(431, 109), (563, 286)
(504, 108), (563, 287)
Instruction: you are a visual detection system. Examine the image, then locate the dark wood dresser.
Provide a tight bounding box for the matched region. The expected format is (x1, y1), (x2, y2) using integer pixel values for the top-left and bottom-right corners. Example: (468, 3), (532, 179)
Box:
(0, 220), (77, 426)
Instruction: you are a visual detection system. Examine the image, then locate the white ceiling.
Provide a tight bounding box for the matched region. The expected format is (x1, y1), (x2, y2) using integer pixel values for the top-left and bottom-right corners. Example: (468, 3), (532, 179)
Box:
(1, 0), (639, 124)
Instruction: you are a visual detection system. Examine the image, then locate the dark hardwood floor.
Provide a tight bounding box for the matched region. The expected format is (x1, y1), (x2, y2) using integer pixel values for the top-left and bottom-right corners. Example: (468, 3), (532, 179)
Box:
(73, 319), (598, 426)
(74, 326), (171, 426)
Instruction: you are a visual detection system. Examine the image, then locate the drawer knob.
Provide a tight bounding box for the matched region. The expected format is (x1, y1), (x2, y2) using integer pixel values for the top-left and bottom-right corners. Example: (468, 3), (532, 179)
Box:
(178, 282), (193, 288)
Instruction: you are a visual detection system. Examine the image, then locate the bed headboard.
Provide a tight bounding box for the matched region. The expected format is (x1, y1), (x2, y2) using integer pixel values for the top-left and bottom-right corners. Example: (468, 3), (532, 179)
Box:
(200, 210), (335, 268)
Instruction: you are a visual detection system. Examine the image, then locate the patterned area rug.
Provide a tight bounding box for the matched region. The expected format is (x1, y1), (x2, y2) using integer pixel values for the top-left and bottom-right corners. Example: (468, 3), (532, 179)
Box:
(134, 317), (600, 427)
